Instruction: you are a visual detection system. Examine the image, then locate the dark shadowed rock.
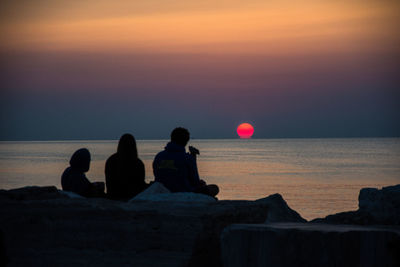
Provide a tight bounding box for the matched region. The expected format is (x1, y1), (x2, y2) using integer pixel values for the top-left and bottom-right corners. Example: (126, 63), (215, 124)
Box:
(312, 184), (400, 225)
(0, 230), (8, 267)
(358, 184), (400, 224)
(130, 182), (170, 201)
(0, 186), (305, 266)
(256, 193), (307, 223)
(0, 186), (66, 201)
(221, 223), (400, 267)
(131, 182), (216, 203)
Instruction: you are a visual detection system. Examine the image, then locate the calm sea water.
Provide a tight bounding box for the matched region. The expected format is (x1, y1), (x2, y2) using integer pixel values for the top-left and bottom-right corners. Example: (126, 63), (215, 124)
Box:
(1, 138), (399, 220)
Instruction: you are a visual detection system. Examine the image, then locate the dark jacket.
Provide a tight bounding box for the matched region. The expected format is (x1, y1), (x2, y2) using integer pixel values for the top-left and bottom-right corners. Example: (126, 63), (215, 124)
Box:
(105, 154), (146, 201)
(153, 142), (200, 192)
(61, 148), (92, 197)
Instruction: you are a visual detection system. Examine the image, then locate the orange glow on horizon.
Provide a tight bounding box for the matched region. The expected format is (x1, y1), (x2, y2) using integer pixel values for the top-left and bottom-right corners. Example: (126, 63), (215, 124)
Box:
(237, 123), (254, 139)
(1, 0), (398, 54)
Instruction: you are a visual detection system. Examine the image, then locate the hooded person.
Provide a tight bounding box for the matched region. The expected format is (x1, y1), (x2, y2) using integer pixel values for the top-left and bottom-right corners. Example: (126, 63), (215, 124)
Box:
(153, 127), (219, 197)
(61, 148), (105, 197)
(105, 133), (148, 201)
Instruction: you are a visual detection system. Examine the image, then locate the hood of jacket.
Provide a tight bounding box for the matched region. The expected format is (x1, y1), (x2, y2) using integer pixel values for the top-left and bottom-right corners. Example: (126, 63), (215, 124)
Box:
(69, 148), (91, 172)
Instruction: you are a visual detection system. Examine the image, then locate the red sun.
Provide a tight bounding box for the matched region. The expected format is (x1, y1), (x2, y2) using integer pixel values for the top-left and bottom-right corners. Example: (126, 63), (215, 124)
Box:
(237, 123), (254, 139)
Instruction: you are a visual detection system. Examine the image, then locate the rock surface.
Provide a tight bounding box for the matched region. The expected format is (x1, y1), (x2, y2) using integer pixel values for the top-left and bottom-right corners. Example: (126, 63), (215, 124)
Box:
(256, 194), (306, 223)
(358, 184), (400, 224)
(221, 223), (400, 267)
(130, 182), (170, 201)
(313, 184), (400, 225)
(131, 182), (216, 203)
(0, 186), (68, 201)
(0, 186), (305, 266)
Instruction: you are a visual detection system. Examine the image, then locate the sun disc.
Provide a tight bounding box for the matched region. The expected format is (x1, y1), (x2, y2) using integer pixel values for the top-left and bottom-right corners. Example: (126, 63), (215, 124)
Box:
(237, 123), (254, 139)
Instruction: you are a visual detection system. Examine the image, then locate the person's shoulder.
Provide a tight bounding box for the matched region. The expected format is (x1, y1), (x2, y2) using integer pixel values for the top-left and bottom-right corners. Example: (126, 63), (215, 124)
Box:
(106, 153), (118, 164)
(61, 166), (72, 178)
(62, 166), (71, 173)
(62, 167), (87, 182)
(107, 153), (118, 160)
(154, 149), (167, 159)
(136, 158), (145, 166)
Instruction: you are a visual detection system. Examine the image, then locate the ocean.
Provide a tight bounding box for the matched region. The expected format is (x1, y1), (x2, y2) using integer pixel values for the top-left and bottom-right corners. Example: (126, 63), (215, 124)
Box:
(1, 138), (399, 220)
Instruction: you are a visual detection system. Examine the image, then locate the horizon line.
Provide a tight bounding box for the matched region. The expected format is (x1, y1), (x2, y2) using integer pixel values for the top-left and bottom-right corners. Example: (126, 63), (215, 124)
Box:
(1, 136), (399, 142)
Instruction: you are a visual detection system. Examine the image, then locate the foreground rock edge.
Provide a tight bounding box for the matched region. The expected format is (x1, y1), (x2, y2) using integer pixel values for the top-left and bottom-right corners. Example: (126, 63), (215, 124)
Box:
(1, 184), (399, 266)
(221, 222), (400, 267)
(0, 185), (305, 267)
(312, 184), (400, 226)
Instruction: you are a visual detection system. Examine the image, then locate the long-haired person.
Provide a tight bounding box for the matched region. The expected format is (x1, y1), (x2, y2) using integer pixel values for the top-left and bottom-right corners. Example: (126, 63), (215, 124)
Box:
(105, 134), (148, 201)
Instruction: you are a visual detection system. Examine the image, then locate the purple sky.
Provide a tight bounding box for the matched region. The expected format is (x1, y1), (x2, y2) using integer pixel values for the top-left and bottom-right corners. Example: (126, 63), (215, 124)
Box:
(0, 0), (399, 140)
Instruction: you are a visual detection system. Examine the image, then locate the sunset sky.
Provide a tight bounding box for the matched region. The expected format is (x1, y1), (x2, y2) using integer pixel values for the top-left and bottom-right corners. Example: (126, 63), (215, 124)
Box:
(1, 0), (399, 140)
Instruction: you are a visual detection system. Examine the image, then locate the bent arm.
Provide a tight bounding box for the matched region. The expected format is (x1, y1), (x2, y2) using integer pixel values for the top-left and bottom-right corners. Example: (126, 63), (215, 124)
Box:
(187, 154), (201, 189)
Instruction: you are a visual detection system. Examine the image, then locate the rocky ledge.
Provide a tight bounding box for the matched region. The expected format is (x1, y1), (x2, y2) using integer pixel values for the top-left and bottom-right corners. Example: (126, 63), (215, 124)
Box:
(312, 184), (400, 225)
(0, 184), (304, 267)
(221, 223), (400, 267)
(1, 184), (399, 267)
(220, 184), (400, 267)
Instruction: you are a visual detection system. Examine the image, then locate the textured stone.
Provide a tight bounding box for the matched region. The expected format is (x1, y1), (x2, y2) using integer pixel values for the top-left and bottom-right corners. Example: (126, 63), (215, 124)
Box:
(313, 184), (400, 225)
(131, 182), (216, 203)
(130, 182), (170, 201)
(358, 184), (400, 224)
(59, 190), (85, 199)
(256, 193), (306, 223)
(221, 223), (400, 267)
(133, 192), (217, 202)
(0, 186), (305, 266)
(0, 186), (65, 200)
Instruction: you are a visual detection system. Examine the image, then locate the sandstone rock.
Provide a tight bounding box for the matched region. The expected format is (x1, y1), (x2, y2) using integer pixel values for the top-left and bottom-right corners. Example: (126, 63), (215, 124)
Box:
(313, 184), (400, 225)
(133, 192), (216, 203)
(221, 223), (400, 267)
(129, 182), (216, 203)
(358, 184), (400, 224)
(0, 186), (65, 200)
(256, 193), (307, 223)
(131, 182), (216, 203)
(0, 229), (7, 267)
(59, 191), (85, 199)
(130, 182), (170, 202)
(0, 186), (304, 266)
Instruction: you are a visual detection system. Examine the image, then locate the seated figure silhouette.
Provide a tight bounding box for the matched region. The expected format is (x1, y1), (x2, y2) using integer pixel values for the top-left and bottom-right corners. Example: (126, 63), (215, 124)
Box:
(61, 148), (105, 197)
(105, 133), (148, 201)
(153, 127), (219, 197)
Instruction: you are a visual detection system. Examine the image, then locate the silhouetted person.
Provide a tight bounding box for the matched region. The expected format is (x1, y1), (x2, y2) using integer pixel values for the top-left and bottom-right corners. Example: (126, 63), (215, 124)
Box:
(61, 148), (105, 197)
(153, 127), (219, 197)
(105, 133), (148, 201)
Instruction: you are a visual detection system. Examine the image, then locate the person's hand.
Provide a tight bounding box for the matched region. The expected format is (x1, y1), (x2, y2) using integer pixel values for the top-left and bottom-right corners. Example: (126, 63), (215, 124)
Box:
(189, 146), (200, 156)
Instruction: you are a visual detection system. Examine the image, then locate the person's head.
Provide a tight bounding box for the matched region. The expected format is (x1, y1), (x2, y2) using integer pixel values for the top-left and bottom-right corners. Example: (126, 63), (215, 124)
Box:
(69, 148), (91, 172)
(171, 127), (190, 147)
(117, 133), (138, 158)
